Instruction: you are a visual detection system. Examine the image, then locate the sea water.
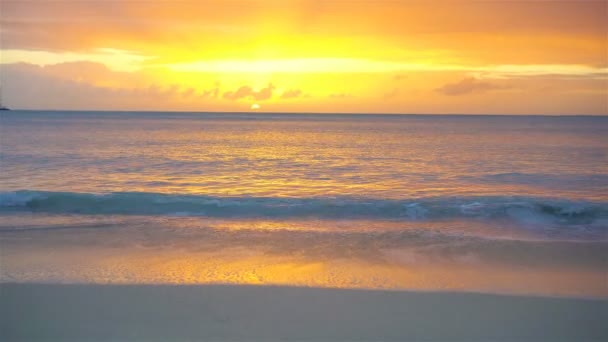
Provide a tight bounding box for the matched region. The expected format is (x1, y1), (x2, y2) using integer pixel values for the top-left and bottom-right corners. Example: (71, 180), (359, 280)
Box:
(1, 111), (607, 296)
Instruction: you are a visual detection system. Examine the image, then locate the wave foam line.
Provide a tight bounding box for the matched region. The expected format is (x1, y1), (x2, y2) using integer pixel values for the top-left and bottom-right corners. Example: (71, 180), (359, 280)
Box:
(1, 190), (606, 226)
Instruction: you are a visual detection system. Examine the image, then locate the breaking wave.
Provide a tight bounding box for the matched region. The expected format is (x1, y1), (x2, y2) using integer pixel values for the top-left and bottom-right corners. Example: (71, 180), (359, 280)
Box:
(1, 190), (606, 227)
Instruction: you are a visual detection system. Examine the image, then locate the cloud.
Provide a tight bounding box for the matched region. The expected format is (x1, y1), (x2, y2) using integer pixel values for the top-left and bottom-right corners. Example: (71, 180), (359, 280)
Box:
(222, 83), (275, 101)
(181, 87), (196, 97)
(223, 85), (253, 101)
(1, 60), (151, 88)
(473, 65), (608, 80)
(253, 83), (275, 101)
(329, 93), (353, 99)
(3, 1), (605, 61)
(435, 77), (507, 96)
(200, 82), (220, 98)
(280, 89), (302, 99)
(384, 88), (399, 99)
(0, 62), (218, 110)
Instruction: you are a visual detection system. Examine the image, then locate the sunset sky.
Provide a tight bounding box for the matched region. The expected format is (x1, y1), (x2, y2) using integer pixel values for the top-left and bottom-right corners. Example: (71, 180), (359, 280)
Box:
(1, 0), (607, 114)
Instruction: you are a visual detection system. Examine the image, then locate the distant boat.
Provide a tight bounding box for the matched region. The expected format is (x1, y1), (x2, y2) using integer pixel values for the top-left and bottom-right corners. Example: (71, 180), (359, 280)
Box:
(0, 105), (9, 111)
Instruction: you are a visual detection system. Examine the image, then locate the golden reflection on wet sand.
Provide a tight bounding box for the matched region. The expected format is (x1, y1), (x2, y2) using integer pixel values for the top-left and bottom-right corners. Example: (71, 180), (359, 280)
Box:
(3, 243), (606, 298)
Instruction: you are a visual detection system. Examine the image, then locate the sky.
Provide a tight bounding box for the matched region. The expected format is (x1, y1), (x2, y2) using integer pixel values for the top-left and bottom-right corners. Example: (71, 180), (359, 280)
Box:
(1, 0), (607, 114)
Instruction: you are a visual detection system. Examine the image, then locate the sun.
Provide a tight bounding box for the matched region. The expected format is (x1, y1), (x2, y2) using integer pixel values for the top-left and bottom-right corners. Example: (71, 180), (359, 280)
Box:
(251, 103), (260, 110)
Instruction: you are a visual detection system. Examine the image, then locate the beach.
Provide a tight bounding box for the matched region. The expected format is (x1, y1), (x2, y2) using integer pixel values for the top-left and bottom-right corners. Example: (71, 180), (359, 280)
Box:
(2, 283), (607, 341)
(1, 111), (607, 340)
(3, 1), (608, 340)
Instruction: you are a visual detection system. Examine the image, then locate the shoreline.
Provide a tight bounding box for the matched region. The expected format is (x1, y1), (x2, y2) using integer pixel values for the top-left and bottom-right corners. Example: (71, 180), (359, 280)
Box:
(2, 283), (606, 341)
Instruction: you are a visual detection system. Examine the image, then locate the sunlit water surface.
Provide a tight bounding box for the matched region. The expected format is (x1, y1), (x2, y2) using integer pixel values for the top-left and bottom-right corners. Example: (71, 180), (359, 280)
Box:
(1, 111), (607, 297)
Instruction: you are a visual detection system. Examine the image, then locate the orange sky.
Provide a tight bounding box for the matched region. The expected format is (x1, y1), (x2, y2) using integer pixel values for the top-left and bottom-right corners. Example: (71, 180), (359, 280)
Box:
(1, 0), (607, 114)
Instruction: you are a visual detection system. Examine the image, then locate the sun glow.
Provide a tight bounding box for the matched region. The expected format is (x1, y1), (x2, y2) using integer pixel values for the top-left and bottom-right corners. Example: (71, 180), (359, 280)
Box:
(165, 58), (448, 74)
(1, 1), (607, 114)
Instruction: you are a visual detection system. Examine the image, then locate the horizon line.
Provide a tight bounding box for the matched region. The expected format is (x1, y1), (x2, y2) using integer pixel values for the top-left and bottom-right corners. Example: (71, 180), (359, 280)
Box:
(2, 109), (607, 117)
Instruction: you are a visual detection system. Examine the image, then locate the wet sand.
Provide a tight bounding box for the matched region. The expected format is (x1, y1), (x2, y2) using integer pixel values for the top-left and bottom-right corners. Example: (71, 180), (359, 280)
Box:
(1, 283), (606, 341)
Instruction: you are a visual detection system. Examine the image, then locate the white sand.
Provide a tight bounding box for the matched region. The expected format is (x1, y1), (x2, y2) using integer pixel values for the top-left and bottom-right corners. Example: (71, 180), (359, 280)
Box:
(1, 283), (606, 341)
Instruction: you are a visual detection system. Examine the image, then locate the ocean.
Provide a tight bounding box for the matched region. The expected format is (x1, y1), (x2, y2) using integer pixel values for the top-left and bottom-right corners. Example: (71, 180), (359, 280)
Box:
(1, 111), (607, 297)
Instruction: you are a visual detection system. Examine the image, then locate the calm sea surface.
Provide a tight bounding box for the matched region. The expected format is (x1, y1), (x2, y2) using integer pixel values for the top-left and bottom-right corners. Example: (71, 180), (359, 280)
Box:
(1, 111), (607, 296)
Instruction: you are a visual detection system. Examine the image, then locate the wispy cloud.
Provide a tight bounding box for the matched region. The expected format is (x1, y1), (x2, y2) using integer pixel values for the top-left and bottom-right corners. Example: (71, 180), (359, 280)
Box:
(223, 83), (275, 101)
(384, 88), (399, 99)
(0, 62), (219, 110)
(165, 58), (608, 80)
(436, 78), (509, 96)
(329, 93), (353, 99)
(280, 89), (302, 99)
(471, 64), (608, 79)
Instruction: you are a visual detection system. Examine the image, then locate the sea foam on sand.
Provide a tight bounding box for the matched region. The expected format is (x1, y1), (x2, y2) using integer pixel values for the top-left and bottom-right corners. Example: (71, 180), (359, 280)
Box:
(1, 283), (606, 341)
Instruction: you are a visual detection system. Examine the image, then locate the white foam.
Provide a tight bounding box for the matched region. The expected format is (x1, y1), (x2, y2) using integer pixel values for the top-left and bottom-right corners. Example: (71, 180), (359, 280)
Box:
(506, 207), (555, 225)
(460, 202), (485, 215)
(558, 204), (588, 216)
(0, 191), (47, 207)
(404, 203), (428, 219)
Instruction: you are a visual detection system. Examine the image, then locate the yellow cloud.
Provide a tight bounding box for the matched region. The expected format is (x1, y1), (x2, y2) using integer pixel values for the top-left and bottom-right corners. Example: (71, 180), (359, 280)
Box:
(1, 49), (150, 72)
(1, 1), (607, 114)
